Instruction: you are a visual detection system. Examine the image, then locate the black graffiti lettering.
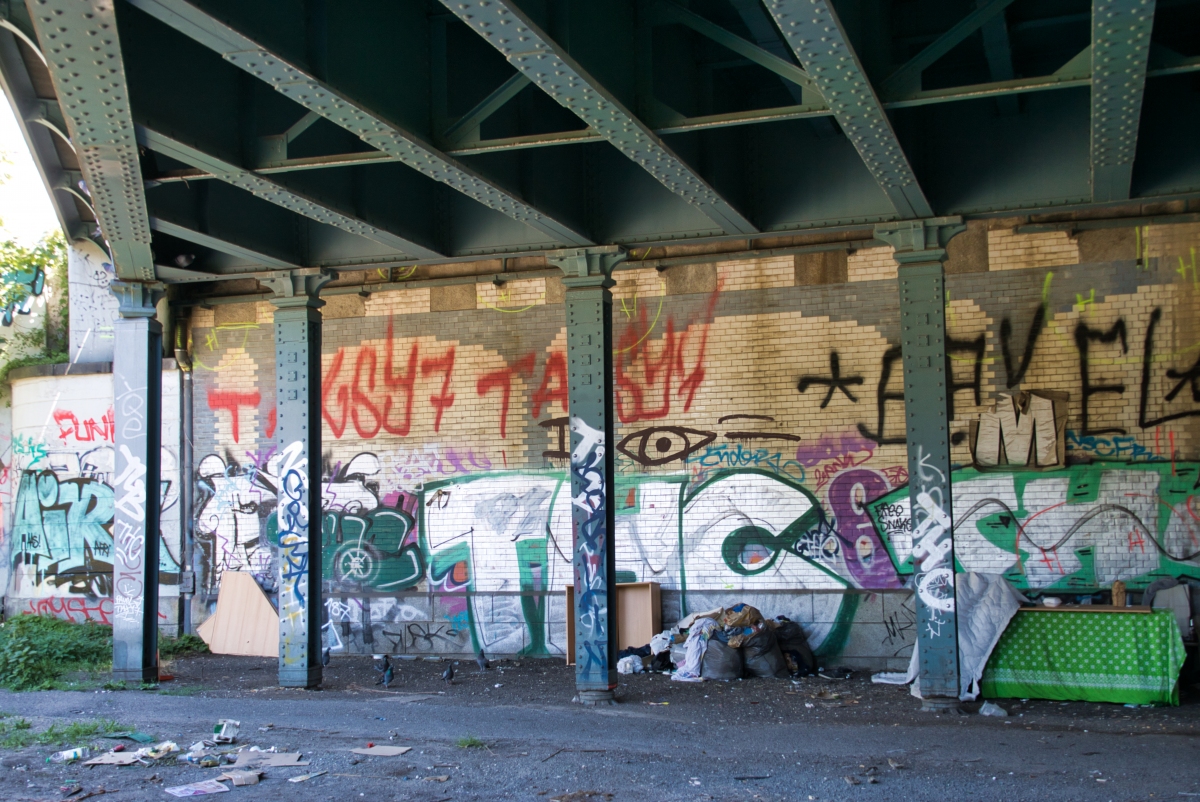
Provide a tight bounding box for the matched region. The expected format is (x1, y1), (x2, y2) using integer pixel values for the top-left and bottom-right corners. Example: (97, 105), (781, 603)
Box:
(1139, 307), (1200, 428)
(1000, 304), (1046, 389)
(857, 346), (905, 445)
(539, 416), (570, 460)
(798, 351), (863, 408)
(1075, 319), (1128, 436)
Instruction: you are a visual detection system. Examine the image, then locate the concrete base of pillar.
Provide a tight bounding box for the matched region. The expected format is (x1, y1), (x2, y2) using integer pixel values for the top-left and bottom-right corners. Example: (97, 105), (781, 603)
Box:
(573, 689), (616, 706)
(279, 666), (322, 689)
(919, 696), (963, 714)
(112, 667), (158, 685)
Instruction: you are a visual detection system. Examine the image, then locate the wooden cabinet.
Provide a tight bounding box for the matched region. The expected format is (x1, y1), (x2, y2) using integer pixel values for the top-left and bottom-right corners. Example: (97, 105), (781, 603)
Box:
(564, 582), (661, 665)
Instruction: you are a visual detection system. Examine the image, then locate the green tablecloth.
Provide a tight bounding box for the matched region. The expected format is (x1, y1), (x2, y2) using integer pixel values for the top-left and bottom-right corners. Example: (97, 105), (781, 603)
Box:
(980, 609), (1185, 705)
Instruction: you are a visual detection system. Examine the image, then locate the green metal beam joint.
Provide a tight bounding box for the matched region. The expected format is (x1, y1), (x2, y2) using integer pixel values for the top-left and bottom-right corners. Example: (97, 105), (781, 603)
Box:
(1091, 0), (1157, 203)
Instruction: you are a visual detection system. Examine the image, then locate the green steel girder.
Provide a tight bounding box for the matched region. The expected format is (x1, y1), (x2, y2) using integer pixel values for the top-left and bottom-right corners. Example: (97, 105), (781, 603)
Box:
(881, 0), (1018, 98)
(0, 17), (91, 242)
(763, 0), (934, 220)
(440, 72), (532, 148)
(1091, 0), (1157, 202)
(648, 0), (819, 99)
(28, 0), (154, 281)
(440, 0), (759, 237)
(149, 216), (300, 270)
(976, 0), (1019, 115)
(137, 126), (442, 259)
(125, 0), (592, 248)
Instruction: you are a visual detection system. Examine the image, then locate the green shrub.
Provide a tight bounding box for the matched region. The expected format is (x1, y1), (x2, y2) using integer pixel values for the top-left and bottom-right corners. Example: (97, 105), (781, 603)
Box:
(159, 634), (209, 658)
(0, 615), (112, 690)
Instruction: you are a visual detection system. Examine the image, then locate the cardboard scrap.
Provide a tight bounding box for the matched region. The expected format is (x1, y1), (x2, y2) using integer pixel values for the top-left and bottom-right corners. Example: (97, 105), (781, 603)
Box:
(164, 779), (230, 797)
(217, 770), (262, 787)
(287, 771), (328, 783)
(83, 752), (141, 766)
(196, 572), (279, 657)
(350, 746), (412, 756)
(423, 775), (450, 782)
(232, 751), (308, 768)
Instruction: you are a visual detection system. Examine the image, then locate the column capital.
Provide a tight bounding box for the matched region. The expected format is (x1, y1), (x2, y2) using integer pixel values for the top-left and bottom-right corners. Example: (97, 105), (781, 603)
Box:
(110, 281), (166, 319)
(547, 246), (627, 288)
(265, 269), (334, 309)
(874, 216), (965, 265)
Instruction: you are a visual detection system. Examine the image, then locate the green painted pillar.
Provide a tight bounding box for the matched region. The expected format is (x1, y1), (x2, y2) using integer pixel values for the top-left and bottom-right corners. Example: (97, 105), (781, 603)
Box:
(110, 282), (165, 684)
(875, 218), (966, 707)
(547, 246), (627, 704)
(265, 271), (332, 689)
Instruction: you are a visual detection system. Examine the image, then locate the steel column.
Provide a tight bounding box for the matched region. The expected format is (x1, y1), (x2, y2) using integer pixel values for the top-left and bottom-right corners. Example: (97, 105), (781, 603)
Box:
(875, 218), (965, 705)
(266, 271), (333, 688)
(110, 282), (165, 684)
(548, 246), (627, 704)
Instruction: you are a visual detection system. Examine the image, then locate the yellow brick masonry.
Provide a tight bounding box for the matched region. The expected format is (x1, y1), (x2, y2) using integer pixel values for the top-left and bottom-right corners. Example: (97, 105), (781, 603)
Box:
(847, 246), (898, 282)
(715, 256), (794, 292)
(476, 277), (546, 310)
(987, 229), (1080, 271)
(364, 287), (431, 317)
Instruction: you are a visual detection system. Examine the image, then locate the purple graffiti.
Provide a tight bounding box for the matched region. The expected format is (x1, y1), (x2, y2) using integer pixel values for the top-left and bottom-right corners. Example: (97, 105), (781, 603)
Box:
(827, 469), (901, 589)
(795, 431), (876, 468)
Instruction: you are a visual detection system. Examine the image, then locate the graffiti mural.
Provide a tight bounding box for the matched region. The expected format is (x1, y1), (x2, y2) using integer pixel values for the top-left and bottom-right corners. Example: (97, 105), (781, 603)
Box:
(4, 371), (183, 625)
(870, 462), (1200, 593)
(174, 230), (1200, 671)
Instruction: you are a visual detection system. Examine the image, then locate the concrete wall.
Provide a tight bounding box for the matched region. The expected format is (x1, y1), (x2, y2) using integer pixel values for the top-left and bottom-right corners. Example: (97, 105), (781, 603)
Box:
(67, 239), (118, 364)
(3, 367), (182, 631)
(176, 220), (1200, 670)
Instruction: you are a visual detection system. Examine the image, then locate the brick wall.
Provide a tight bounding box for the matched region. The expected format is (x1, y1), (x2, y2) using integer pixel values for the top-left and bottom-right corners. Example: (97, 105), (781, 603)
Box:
(178, 220), (1200, 669)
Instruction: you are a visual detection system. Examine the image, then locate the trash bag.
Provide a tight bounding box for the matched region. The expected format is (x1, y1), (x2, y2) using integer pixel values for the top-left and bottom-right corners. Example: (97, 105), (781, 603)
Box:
(742, 627), (789, 679)
(701, 639), (743, 680)
(774, 621), (817, 676)
(617, 655), (644, 675)
(647, 651), (674, 672)
(720, 603), (765, 630)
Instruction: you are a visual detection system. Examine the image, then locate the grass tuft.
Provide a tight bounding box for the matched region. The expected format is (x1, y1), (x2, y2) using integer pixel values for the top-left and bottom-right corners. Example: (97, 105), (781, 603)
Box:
(456, 735), (486, 748)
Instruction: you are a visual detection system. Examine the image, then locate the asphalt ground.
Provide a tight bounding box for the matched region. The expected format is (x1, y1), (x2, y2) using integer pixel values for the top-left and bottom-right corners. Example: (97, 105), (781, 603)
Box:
(0, 653), (1197, 801)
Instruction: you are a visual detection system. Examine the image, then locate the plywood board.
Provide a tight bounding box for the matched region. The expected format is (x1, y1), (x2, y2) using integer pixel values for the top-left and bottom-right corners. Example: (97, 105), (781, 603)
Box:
(565, 583), (661, 665)
(196, 572), (279, 657)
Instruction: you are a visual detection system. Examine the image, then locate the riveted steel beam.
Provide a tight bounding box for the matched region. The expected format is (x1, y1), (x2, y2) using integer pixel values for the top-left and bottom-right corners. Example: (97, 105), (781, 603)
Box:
(649, 0), (818, 97)
(977, 0), (1019, 115)
(440, 0), (758, 237)
(875, 217), (966, 705)
(137, 126), (442, 259)
(149, 217), (301, 270)
(441, 72), (531, 147)
(1091, 0), (1156, 202)
(109, 280), (166, 683)
(880, 0), (1018, 98)
(27, 0), (154, 280)
(125, 0), (591, 248)
(547, 245), (627, 703)
(763, 0), (934, 220)
(267, 270), (333, 689)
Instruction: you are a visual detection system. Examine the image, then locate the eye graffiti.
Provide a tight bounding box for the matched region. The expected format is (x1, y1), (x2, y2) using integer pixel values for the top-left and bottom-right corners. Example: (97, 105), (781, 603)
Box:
(616, 426), (717, 466)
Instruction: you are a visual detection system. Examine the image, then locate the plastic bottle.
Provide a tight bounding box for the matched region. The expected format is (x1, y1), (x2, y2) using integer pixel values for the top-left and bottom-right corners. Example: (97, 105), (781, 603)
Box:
(47, 747), (90, 763)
